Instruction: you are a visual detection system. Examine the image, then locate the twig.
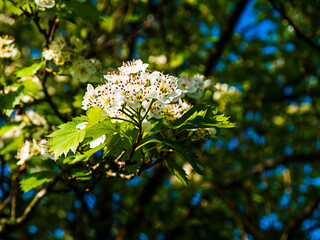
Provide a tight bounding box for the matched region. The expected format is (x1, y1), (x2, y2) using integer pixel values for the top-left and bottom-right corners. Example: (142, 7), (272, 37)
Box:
(211, 182), (268, 240)
(280, 192), (320, 240)
(41, 71), (66, 122)
(269, 0), (320, 53)
(204, 0), (250, 76)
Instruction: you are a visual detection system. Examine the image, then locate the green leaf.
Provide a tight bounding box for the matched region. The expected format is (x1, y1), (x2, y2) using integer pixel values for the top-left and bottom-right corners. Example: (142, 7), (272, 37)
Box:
(15, 62), (45, 77)
(170, 103), (236, 130)
(67, 142), (106, 164)
(0, 86), (24, 116)
(64, 1), (101, 29)
(103, 133), (131, 159)
(86, 107), (108, 127)
(0, 122), (21, 137)
(0, 135), (24, 154)
(165, 159), (188, 186)
(136, 138), (202, 174)
(47, 118), (87, 159)
(161, 139), (203, 175)
(20, 171), (55, 192)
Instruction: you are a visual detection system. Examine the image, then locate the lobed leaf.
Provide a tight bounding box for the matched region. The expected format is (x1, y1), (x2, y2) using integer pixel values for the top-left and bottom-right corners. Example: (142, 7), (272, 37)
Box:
(15, 62), (45, 77)
(20, 171), (55, 192)
(47, 119), (86, 159)
(165, 159), (188, 186)
(169, 103), (236, 130)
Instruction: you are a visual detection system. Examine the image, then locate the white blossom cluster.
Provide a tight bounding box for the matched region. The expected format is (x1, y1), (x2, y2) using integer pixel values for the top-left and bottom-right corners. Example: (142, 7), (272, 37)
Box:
(77, 59), (217, 148)
(82, 59), (183, 119)
(0, 35), (20, 59)
(0, 110), (47, 150)
(34, 0), (55, 9)
(72, 57), (102, 83)
(164, 99), (192, 120)
(16, 139), (52, 165)
(42, 40), (71, 65)
(212, 82), (239, 101)
(178, 74), (208, 99)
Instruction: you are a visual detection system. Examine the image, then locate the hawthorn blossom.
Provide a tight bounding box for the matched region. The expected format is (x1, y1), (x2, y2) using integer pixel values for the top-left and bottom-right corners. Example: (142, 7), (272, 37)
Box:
(165, 99), (192, 120)
(178, 74), (206, 99)
(118, 59), (149, 74)
(81, 59), (188, 122)
(42, 40), (71, 65)
(76, 122), (87, 130)
(16, 139), (52, 165)
(72, 58), (102, 83)
(0, 35), (20, 59)
(90, 135), (106, 148)
(34, 0), (55, 8)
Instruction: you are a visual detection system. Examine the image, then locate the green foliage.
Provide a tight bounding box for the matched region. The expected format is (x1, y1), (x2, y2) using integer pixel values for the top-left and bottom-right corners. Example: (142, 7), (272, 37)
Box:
(47, 118), (86, 159)
(15, 62), (45, 78)
(20, 171), (55, 192)
(4, 0), (320, 239)
(0, 86), (24, 116)
(169, 103), (235, 129)
(165, 159), (188, 186)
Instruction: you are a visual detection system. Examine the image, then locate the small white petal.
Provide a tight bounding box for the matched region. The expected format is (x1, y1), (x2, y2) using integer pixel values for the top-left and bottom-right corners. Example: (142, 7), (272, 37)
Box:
(90, 135), (106, 148)
(142, 119), (152, 132)
(76, 122), (88, 130)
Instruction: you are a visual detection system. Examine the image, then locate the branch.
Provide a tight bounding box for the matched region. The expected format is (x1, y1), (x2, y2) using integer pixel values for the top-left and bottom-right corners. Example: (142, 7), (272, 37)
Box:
(211, 182), (268, 240)
(0, 176), (58, 236)
(222, 152), (320, 187)
(204, 0), (250, 76)
(48, 17), (59, 44)
(269, 0), (320, 53)
(250, 152), (320, 175)
(280, 192), (320, 240)
(41, 71), (66, 122)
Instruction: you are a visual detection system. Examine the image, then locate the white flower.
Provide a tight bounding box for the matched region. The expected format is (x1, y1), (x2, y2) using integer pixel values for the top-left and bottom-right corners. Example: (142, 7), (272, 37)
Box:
(90, 135), (106, 148)
(0, 35), (19, 59)
(81, 59), (192, 121)
(16, 139), (52, 165)
(34, 0), (55, 8)
(82, 84), (96, 110)
(42, 40), (70, 65)
(76, 122), (87, 130)
(148, 55), (167, 65)
(118, 59), (149, 74)
(165, 99), (192, 120)
(72, 58), (102, 83)
(203, 79), (213, 90)
(178, 74), (205, 99)
(42, 48), (55, 60)
(17, 140), (32, 165)
(147, 71), (181, 104)
(141, 119), (151, 132)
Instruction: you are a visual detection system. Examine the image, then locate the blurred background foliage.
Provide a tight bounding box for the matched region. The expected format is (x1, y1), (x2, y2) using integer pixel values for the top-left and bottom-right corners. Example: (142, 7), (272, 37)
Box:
(1, 0), (320, 239)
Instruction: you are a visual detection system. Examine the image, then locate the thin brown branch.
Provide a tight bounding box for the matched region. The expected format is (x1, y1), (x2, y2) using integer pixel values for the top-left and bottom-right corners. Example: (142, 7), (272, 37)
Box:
(204, 0), (250, 76)
(41, 71), (66, 122)
(212, 182), (269, 240)
(222, 152), (320, 187)
(280, 192), (320, 240)
(270, 0), (320, 53)
(48, 16), (59, 45)
(0, 176), (58, 236)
